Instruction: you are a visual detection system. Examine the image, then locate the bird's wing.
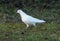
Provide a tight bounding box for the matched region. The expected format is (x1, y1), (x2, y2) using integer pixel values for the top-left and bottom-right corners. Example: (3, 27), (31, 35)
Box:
(27, 15), (45, 23)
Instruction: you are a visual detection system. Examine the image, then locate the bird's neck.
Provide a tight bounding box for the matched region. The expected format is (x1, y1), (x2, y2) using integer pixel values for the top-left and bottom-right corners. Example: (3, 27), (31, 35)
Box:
(19, 11), (27, 18)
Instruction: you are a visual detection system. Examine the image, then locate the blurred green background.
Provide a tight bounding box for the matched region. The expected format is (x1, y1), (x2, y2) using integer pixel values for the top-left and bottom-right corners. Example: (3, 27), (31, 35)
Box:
(0, 0), (60, 41)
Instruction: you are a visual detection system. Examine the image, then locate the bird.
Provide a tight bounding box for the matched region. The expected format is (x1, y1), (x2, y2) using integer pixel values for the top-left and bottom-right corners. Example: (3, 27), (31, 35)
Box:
(17, 9), (46, 29)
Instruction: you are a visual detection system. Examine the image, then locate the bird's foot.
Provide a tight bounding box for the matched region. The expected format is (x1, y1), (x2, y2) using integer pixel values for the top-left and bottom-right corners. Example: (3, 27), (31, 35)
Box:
(21, 28), (27, 34)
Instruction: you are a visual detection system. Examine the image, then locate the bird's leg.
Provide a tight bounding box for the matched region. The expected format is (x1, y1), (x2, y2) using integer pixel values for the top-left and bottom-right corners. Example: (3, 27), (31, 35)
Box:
(21, 24), (29, 34)
(26, 24), (29, 29)
(33, 24), (36, 28)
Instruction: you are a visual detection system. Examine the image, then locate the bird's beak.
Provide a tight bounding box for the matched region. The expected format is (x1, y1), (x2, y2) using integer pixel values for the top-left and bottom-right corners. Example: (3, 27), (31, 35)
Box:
(16, 12), (19, 14)
(17, 11), (18, 13)
(16, 12), (18, 13)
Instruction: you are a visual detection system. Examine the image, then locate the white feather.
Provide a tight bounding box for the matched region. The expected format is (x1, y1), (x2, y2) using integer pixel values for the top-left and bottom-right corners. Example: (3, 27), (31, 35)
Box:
(17, 9), (46, 29)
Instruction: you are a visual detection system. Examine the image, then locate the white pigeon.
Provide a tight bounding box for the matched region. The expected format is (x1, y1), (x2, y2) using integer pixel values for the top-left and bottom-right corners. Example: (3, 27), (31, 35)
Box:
(17, 9), (46, 29)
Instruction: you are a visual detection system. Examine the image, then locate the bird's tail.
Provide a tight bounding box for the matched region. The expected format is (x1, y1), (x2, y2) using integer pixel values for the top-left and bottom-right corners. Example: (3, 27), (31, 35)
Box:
(37, 20), (46, 23)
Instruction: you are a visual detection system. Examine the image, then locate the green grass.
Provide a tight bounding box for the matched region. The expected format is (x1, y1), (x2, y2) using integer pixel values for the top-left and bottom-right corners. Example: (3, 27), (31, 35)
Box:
(0, 4), (60, 41)
(0, 22), (60, 41)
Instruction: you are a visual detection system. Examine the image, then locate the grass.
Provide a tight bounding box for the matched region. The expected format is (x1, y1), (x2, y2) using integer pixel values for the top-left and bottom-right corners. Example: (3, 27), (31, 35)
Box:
(0, 22), (60, 41)
(0, 4), (60, 41)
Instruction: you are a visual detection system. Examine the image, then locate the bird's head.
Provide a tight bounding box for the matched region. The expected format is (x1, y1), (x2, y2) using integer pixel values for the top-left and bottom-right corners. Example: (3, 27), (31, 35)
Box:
(17, 9), (27, 16)
(17, 9), (22, 14)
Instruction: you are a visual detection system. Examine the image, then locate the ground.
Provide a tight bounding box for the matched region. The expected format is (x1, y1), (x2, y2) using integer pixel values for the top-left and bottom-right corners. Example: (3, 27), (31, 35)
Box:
(0, 22), (60, 41)
(0, 5), (60, 41)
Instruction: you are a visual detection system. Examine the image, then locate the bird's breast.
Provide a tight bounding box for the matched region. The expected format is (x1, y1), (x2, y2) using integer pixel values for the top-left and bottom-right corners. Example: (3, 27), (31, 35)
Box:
(21, 16), (34, 25)
(21, 16), (28, 22)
